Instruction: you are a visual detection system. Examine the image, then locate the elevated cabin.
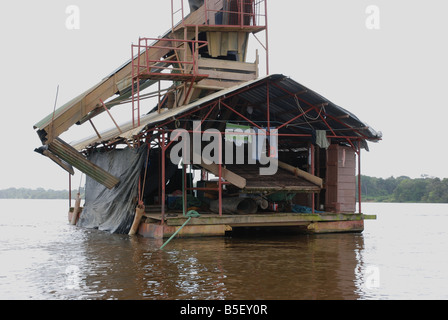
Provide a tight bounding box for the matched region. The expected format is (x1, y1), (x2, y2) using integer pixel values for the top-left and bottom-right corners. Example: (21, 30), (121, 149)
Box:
(33, 1), (381, 238)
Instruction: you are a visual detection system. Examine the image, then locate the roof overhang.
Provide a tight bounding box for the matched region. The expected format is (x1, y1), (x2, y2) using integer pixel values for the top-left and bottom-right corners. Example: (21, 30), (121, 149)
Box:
(70, 74), (382, 151)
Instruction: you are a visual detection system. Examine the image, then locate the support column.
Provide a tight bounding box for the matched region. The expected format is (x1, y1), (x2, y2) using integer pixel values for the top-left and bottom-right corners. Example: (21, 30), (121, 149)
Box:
(218, 133), (223, 216)
(68, 173), (72, 209)
(358, 141), (362, 214)
(264, 0), (270, 75)
(311, 143), (315, 214)
(183, 162), (187, 216)
(161, 130), (167, 222)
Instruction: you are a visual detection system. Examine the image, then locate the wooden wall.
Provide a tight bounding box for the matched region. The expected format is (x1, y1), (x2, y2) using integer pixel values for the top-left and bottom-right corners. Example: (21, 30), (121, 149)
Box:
(325, 144), (356, 213)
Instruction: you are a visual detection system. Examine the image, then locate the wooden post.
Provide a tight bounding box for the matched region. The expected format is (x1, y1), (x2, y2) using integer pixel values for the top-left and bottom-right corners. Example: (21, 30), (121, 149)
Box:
(129, 204), (145, 236)
(68, 173), (72, 209)
(70, 192), (81, 225)
(311, 144), (315, 214)
(358, 144), (362, 214)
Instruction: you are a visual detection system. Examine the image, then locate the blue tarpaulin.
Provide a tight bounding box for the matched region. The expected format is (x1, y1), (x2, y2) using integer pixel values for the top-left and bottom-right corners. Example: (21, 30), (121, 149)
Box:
(292, 205), (324, 214)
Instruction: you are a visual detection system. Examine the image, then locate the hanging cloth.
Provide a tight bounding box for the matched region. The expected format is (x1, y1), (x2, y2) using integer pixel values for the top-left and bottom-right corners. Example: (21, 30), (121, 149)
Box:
(315, 130), (330, 149)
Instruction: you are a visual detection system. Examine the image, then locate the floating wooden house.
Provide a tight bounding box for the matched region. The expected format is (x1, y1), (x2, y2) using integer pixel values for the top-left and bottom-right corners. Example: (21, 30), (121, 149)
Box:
(33, 0), (381, 239)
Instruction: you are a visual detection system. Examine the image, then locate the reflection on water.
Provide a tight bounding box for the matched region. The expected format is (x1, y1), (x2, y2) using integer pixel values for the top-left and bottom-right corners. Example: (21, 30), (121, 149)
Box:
(0, 200), (447, 300)
(127, 233), (364, 300)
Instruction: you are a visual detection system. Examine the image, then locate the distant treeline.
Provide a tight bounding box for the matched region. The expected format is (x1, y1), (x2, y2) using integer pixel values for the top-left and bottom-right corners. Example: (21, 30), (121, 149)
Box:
(358, 175), (448, 203)
(1, 175), (448, 203)
(0, 187), (85, 200)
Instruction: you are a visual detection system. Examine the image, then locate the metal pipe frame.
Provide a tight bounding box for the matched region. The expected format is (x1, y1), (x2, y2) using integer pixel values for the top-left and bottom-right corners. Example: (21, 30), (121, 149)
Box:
(151, 110), (365, 220)
(175, 0), (267, 29)
(270, 81), (372, 142)
(135, 73), (371, 221)
(171, 0), (269, 76)
(311, 143), (315, 214)
(131, 35), (209, 128)
(153, 127), (365, 141)
(100, 99), (123, 134)
(132, 38), (208, 76)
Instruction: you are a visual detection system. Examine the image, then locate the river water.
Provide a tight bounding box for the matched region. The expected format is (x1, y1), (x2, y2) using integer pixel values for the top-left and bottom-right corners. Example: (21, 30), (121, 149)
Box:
(0, 199), (447, 300)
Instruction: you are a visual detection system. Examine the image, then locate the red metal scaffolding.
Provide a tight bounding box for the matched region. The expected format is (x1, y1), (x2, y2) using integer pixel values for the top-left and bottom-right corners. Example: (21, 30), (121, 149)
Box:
(131, 37), (209, 127)
(135, 76), (370, 222)
(172, 0), (267, 30)
(171, 0), (269, 74)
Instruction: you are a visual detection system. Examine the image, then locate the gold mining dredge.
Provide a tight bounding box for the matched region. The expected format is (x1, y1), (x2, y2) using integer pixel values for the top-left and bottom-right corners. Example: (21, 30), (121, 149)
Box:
(33, 0), (381, 239)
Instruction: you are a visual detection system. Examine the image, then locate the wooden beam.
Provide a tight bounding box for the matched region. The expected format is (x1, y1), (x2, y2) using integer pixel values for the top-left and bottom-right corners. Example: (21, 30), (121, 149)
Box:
(198, 57), (258, 73)
(37, 12), (210, 140)
(48, 138), (120, 189)
(189, 138), (246, 189)
(40, 150), (75, 175)
(275, 160), (323, 188)
(197, 68), (256, 82)
(200, 161), (247, 189)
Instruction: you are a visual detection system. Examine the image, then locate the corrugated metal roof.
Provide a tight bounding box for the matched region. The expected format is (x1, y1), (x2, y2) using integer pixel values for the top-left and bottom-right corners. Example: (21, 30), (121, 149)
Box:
(70, 74), (382, 151)
(237, 76), (382, 141)
(71, 75), (271, 150)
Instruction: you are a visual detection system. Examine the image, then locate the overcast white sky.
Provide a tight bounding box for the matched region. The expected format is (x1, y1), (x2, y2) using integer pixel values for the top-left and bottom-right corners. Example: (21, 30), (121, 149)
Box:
(1, 0), (447, 190)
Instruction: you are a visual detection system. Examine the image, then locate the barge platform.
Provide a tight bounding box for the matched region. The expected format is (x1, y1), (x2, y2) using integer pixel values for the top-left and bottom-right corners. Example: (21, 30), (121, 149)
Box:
(137, 212), (377, 239)
(47, 1), (382, 240)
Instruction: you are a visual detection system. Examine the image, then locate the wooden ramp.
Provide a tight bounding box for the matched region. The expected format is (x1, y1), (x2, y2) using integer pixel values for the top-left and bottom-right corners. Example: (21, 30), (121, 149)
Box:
(224, 164), (321, 193)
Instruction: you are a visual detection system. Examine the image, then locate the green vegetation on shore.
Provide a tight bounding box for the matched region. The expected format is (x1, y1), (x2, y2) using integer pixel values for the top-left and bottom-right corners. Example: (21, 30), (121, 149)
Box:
(357, 175), (448, 203)
(1, 175), (448, 203)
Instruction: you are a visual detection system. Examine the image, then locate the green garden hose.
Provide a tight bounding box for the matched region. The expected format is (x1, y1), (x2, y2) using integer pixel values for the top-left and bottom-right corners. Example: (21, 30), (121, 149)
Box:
(160, 210), (200, 250)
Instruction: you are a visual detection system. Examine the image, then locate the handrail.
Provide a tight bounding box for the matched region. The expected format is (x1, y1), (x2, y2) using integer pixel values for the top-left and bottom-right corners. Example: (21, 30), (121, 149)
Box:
(171, 0), (267, 29)
(131, 37), (208, 78)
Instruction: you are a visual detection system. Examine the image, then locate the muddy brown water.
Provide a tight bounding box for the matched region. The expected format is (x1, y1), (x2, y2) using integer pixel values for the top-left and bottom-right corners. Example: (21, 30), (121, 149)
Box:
(1, 200), (447, 300)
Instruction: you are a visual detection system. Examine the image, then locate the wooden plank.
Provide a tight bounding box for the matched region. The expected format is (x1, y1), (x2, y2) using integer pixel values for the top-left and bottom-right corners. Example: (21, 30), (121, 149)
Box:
(160, 212), (366, 227)
(189, 25), (266, 34)
(337, 182), (357, 190)
(198, 68), (256, 82)
(40, 150), (75, 175)
(337, 189), (356, 197)
(200, 162), (247, 189)
(192, 146), (246, 188)
(339, 204), (356, 213)
(197, 78), (242, 88)
(173, 6), (206, 32)
(307, 220), (363, 234)
(244, 186), (319, 192)
(198, 57), (257, 73)
(48, 138), (120, 189)
(39, 9), (210, 140)
(336, 175), (356, 184)
(338, 167), (356, 176)
(204, 0), (223, 25)
(276, 160), (323, 188)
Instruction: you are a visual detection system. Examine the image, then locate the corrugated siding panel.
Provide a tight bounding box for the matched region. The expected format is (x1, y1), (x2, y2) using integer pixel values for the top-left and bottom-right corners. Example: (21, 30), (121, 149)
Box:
(48, 138), (120, 189)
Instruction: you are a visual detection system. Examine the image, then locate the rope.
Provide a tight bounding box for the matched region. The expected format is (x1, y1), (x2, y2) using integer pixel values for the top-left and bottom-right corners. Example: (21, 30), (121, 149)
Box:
(294, 94), (326, 130)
